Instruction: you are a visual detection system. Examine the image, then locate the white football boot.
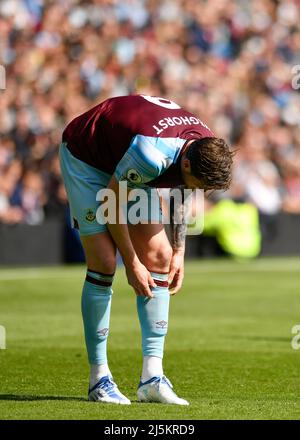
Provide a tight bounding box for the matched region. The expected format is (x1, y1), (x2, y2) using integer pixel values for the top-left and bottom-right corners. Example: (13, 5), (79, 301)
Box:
(88, 375), (131, 404)
(137, 375), (189, 405)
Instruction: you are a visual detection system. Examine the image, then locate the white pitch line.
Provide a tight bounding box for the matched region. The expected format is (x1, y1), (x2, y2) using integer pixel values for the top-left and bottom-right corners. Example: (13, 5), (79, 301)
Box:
(188, 266), (300, 273)
(0, 271), (84, 281)
(0, 264), (299, 281)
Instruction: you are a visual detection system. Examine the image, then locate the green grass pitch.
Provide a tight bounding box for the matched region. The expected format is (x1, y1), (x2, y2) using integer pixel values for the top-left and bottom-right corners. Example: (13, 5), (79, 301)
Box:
(0, 258), (300, 420)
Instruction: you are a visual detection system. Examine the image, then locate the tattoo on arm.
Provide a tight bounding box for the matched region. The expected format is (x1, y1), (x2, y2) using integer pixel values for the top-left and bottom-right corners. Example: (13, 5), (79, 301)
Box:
(172, 221), (187, 251)
(170, 186), (187, 251)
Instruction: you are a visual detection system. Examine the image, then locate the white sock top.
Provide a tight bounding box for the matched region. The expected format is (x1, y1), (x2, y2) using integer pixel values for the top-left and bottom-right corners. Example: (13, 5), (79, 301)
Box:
(141, 356), (163, 383)
(90, 363), (111, 388)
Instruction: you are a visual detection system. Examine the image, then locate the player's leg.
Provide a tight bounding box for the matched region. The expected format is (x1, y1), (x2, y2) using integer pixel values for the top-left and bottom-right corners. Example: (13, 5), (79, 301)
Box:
(129, 224), (172, 372)
(130, 224), (171, 379)
(59, 142), (130, 404)
(80, 232), (116, 383)
(129, 223), (189, 405)
(80, 232), (130, 404)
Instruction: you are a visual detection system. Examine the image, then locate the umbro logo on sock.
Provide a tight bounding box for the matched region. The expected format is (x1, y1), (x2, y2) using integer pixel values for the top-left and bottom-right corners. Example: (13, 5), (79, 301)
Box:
(156, 320), (168, 329)
(97, 328), (109, 336)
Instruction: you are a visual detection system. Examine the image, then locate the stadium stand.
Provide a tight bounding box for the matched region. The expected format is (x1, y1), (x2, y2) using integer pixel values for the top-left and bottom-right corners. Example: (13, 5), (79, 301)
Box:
(0, 0), (300, 261)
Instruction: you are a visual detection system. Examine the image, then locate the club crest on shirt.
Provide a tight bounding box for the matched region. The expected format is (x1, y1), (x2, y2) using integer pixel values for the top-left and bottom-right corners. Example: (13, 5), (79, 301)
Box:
(126, 168), (142, 184)
(85, 208), (96, 222)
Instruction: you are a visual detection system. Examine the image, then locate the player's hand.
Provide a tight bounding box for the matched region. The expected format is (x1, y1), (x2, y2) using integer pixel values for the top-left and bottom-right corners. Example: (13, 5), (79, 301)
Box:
(168, 250), (185, 295)
(126, 261), (156, 298)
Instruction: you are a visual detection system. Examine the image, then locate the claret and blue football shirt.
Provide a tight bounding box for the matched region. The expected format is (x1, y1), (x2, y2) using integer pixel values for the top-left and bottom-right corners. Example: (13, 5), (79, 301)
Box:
(62, 95), (214, 188)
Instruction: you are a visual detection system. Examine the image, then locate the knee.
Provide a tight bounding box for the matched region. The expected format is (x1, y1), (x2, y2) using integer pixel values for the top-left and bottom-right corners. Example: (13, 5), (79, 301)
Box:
(81, 233), (116, 275)
(157, 245), (173, 268)
(86, 254), (116, 275)
(146, 244), (173, 272)
(99, 256), (116, 275)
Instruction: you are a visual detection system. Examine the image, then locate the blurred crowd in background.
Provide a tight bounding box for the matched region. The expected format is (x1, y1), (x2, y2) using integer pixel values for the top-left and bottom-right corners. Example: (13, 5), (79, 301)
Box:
(0, 0), (300, 229)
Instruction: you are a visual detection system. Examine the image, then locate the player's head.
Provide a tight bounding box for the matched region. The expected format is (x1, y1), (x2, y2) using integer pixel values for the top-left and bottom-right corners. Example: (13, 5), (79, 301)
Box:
(181, 137), (234, 191)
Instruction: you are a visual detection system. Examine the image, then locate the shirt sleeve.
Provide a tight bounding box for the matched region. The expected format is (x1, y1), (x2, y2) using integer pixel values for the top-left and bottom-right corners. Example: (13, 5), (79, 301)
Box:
(114, 134), (186, 186)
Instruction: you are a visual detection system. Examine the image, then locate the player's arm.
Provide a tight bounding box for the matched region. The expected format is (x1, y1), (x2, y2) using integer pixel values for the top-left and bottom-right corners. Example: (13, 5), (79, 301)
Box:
(106, 135), (173, 298)
(106, 175), (156, 298)
(170, 186), (187, 251)
(168, 186), (187, 295)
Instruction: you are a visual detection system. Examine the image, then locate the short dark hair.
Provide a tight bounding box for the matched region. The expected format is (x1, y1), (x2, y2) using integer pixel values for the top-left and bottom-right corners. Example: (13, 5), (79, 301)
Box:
(185, 137), (234, 190)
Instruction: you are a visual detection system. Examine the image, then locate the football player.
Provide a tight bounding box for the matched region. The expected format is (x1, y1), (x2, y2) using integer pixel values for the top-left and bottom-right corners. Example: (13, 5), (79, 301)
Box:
(60, 95), (233, 405)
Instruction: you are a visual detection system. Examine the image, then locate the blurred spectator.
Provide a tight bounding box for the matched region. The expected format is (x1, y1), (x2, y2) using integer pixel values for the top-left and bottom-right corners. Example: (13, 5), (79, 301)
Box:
(0, 0), (300, 227)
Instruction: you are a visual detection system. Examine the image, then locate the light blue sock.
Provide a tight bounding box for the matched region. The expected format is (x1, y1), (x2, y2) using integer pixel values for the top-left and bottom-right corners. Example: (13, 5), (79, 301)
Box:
(81, 269), (114, 365)
(136, 272), (170, 358)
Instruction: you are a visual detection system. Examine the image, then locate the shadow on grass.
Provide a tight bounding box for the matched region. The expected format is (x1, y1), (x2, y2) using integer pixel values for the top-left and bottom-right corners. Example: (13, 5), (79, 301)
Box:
(0, 394), (86, 402)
